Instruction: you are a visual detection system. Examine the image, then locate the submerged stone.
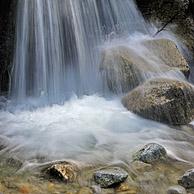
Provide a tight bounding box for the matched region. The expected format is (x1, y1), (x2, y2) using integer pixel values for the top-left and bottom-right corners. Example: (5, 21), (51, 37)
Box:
(133, 143), (167, 164)
(178, 168), (194, 189)
(6, 157), (23, 169)
(77, 187), (93, 194)
(115, 182), (139, 193)
(122, 78), (194, 125)
(167, 185), (187, 194)
(46, 162), (78, 182)
(131, 161), (152, 172)
(94, 167), (128, 188)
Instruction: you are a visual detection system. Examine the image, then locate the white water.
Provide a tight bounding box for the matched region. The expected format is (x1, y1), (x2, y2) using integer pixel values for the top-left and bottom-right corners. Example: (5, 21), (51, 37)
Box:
(10, 0), (148, 105)
(1, 0), (193, 166)
(1, 95), (194, 165)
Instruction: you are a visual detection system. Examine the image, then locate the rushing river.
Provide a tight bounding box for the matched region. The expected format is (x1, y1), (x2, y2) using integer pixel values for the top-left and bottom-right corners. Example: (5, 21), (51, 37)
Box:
(0, 1), (194, 193)
(0, 95), (194, 167)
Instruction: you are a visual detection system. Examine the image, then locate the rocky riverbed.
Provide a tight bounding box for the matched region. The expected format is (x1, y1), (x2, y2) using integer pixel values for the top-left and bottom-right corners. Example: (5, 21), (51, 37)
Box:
(0, 125), (194, 194)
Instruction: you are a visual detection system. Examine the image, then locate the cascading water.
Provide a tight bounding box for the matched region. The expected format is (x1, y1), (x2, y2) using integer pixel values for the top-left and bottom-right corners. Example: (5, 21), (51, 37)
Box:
(10, 0), (148, 106)
(0, 0), (193, 174)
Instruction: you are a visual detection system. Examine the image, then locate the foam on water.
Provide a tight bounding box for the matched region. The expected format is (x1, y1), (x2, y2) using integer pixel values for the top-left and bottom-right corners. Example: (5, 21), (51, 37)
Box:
(1, 95), (194, 166)
(2, 0), (194, 168)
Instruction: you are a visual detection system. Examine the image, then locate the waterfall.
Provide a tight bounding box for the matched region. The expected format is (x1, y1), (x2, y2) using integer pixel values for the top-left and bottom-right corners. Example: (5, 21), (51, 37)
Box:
(1, 0), (194, 175)
(10, 0), (148, 106)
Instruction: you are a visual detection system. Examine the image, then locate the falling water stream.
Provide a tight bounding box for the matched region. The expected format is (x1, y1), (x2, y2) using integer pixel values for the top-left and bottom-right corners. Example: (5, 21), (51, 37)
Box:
(10, 0), (149, 105)
(1, 0), (194, 164)
(0, 1), (194, 193)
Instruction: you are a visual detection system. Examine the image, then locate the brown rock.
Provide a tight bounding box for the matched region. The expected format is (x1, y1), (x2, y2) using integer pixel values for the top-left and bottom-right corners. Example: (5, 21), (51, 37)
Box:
(100, 39), (189, 93)
(143, 38), (190, 77)
(46, 162), (78, 182)
(122, 78), (194, 125)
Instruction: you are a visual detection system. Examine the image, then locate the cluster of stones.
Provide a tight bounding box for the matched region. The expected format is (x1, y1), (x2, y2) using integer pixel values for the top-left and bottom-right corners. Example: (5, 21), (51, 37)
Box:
(43, 143), (170, 191)
(42, 36), (194, 190)
(43, 143), (194, 194)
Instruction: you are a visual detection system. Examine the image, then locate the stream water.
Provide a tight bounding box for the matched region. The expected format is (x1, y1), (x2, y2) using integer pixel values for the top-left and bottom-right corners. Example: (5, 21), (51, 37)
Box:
(0, 1), (194, 193)
(1, 95), (194, 166)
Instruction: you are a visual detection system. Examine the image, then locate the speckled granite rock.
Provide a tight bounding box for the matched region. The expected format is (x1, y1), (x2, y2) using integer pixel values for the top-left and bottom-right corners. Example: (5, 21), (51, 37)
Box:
(133, 143), (167, 163)
(178, 168), (194, 189)
(94, 167), (128, 188)
(167, 185), (187, 194)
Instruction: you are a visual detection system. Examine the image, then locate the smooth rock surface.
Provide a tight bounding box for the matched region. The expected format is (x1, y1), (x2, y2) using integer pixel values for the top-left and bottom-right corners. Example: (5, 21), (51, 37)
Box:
(94, 167), (128, 188)
(100, 45), (147, 93)
(122, 78), (194, 125)
(178, 168), (194, 189)
(133, 143), (167, 164)
(143, 38), (190, 77)
(100, 39), (189, 93)
(167, 185), (187, 194)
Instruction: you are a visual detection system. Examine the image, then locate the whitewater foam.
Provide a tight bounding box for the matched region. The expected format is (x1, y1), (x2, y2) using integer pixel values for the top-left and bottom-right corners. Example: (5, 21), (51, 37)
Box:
(0, 95), (194, 166)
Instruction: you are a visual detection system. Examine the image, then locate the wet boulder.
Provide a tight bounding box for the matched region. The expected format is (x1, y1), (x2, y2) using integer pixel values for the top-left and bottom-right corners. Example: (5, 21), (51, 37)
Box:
(143, 38), (190, 77)
(100, 39), (189, 93)
(178, 168), (194, 189)
(122, 78), (194, 125)
(46, 162), (78, 182)
(133, 143), (167, 164)
(100, 45), (148, 93)
(136, 0), (194, 53)
(167, 185), (187, 194)
(94, 167), (128, 188)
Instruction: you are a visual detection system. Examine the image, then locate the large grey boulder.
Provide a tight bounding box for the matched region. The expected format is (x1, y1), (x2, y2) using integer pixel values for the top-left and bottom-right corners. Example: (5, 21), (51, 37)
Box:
(100, 39), (189, 93)
(143, 39), (190, 77)
(122, 78), (194, 125)
(94, 167), (128, 188)
(100, 45), (148, 93)
(178, 168), (194, 189)
(133, 143), (167, 164)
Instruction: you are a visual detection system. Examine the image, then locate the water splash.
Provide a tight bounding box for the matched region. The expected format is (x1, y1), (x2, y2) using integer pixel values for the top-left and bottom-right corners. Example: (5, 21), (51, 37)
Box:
(3, 0), (194, 167)
(1, 95), (194, 165)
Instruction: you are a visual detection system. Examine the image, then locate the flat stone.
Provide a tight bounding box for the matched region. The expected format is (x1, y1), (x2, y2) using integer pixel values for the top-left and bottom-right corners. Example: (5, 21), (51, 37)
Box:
(94, 167), (128, 188)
